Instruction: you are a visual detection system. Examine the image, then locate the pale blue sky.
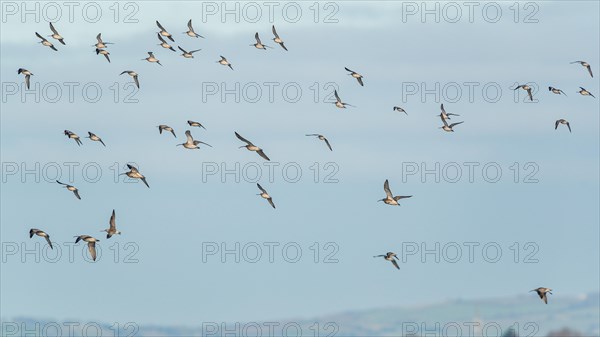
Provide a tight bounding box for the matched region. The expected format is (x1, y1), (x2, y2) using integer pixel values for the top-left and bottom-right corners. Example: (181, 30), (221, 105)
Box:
(1, 0), (599, 327)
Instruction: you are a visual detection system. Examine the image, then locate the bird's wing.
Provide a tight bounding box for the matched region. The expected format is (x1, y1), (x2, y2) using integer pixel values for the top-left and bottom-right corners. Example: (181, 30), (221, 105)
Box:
(185, 130), (193, 142)
(394, 195), (412, 201)
(255, 32), (261, 44)
(96, 33), (102, 42)
(449, 121), (464, 128)
(280, 43), (288, 51)
(187, 19), (193, 30)
(29, 229), (36, 238)
(157, 33), (166, 43)
(235, 132), (252, 145)
(133, 75), (140, 89)
(56, 180), (66, 185)
(127, 164), (137, 172)
(178, 46), (186, 53)
(441, 114), (449, 127)
(345, 67), (354, 73)
(334, 90), (341, 102)
(391, 259), (400, 270)
(257, 150), (270, 161)
(357, 77), (364, 86)
(194, 140), (212, 147)
(141, 177), (150, 188)
(35, 32), (44, 39)
(25, 75), (31, 89)
(49, 22), (58, 34)
(323, 138), (333, 151)
(587, 65), (594, 78)
(272, 25), (279, 38)
(156, 21), (166, 31)
(383, 179), (393, 198)
(268, 198), (276, 209)
(88, 242), (97, 261)
(109, 210), (116, 230)
(45, 235), (53, 249)
(567, 122), (572, 133)
(257, 183), (266, 193)
(527, 88), (533, 101)
(555, 120), (560, 130)
(440, 103), (446, 114)
(73, 189), (81, 200)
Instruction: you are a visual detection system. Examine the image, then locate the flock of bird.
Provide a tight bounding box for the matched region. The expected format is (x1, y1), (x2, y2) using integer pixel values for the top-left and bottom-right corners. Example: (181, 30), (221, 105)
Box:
(21, 20), (596, 306)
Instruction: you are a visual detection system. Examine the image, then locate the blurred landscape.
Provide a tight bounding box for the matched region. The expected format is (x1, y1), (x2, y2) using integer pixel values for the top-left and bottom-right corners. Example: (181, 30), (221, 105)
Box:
(3, 292), (598, 336)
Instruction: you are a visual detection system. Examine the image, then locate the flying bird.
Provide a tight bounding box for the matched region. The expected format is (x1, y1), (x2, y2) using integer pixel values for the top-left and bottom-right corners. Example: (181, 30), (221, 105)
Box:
(143, 52), (162, 66)
(64, 130), (82, 146)
(548, 86), (567, 96)
(235, 132), (270, 161)
(439, 103), (459, 120)
(94, 33), (113, 48)
(306, 134), (333, 151)
(577, 87), (595, 98)
(440, 115), (464, 132)
(187, 120), (206, 129)
(157, 33), (176, 51)
(271, 25), (287, 51)
(374, 252), (400, 270)
(120, 70), (139, 88)
(217, 56), (233, 70)
(158, 125), (176, 138)
(17, 68), (33, 90)
(101, 209), (121, 239)
(56, 180), (81, 200)
(95, 48), (110, 62)
(555, 119), (571, 133)
(571, 61), (593, 78)
(378, 179), (411, 206)
(49, 22), (65, 45)
(513, 84), (533, 101)
(251, 32), (270, 50)
(121, 164), (150, 188)
(257, 183), (276, 209)
(74, 235), (100, 261)
(333, 90), (354, 108)
(35, 32), (57, 51)
(86, 132), (106, 146)
(393, 106), (407, 115)
(530, 287), (552, 304)
(156, 20), (174, 41)
(178, 46), (201, 58)
(184, 19), (204, 38)
(345, 67), (364, 86)
(29, 229), (53, 249)
(177, 130), (212, 150)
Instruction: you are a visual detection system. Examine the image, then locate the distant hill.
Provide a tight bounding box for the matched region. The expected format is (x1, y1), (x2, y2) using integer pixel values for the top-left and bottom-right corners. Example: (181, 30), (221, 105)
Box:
(3, 292), (598, 336)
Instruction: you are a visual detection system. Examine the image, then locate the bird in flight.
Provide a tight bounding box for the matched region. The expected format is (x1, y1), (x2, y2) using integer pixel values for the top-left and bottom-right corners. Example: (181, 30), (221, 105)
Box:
(257, 183), (276, 209)
(374, 252), (400, 270)
(548, 86), (567, 96)
(378, 179), (411, 206)
(120, 70), (139, 88)
(217, 56), (233, 70)
(143, 52), (162, 66)
(56, 180), (81, 200)
(74, 235), (100, 261)
(393, 106), (407, 115)
(530, 287), (552, 304)
(571, 61), (593, 78)
(439, 103), (459, 120)
(121, 164), (150, 188)
(35, 32), (57, 51)
(94, 33), (113, 49)
(17, 68), (33, 90)
(158, 125), (176, 138)
(49, 22), (65, 45)
(156, 20), (174, 42)
(157, 33), (176, 51)
(101, 209), (122, 239)
(333, 90), (354, 108)
(345, 67), (364, 86)
(96, 48), (110, 63)
(577, 87), (595, 98)
(513, 84), (533, 101)
(251, 32), (270, 50)
(555, 119), (571, 133)
(178, 46), (201, 58)
(29, 229), (53, 249)
(187, 120), (206, 129)
(86, 132), (106, 146)
(235, 132), (270, 161)
(271, 25), (287, 51)
(177, 130), (212, 150)
(440, 115), (464, 132)
(64, 130), (82, 146)
(306, 134), (333, 151)
(184, 19), (204, 38)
